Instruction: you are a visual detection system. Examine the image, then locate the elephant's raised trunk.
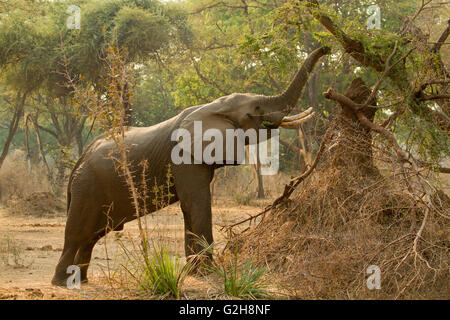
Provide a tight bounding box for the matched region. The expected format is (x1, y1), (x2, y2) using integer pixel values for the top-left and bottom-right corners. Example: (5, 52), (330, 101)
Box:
(271, 46), (330, 111)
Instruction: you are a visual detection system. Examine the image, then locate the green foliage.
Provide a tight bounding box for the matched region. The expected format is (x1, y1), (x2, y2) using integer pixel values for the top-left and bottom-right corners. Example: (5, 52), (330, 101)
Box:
(0, 0), (191, 176)
(113, 6), (169, 60)
(392, 108), (450, 162)
(194, 236), (271, 299)
(210, 254), (270, 299)
(48, 144), (77, 170)
(0, 0), (448, 179)
(120, 241), (194, 299)
(132, 75), (181, 126)
(234, 193), (253, 206)
(0, 0), (188, 94)
(139, 245), (192, 298)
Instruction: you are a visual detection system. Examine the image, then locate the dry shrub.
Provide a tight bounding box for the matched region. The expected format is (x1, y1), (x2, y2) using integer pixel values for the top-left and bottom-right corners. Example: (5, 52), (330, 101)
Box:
(6, 191), (65, 217)
(212, 166), (290, 201)
(0, 152), (51, 204)
(233, 112), (449, 299)
(0, 152), (61, 216)
(0, 234), (29, 268)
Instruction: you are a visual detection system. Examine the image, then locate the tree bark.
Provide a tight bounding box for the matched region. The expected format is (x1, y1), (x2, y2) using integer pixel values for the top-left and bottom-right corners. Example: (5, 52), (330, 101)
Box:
(29, 114), (51, 179)
(0, 91), (27, 171)
(255, 146), (265, 199)
(327, 78), (379, 176)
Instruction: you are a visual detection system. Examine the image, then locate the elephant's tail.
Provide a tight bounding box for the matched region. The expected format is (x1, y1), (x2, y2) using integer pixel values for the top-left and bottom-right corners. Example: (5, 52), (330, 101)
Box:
(66, 155), (84, 214)
(66, 135), (102, 215)
(66, 184), (71, 214)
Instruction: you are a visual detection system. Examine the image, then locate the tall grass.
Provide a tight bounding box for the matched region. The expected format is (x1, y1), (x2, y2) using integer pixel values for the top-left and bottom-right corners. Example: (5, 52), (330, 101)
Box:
(194, 237), (271, 299)
(210, 254), (270, 299)
(118, 238), (194, 299)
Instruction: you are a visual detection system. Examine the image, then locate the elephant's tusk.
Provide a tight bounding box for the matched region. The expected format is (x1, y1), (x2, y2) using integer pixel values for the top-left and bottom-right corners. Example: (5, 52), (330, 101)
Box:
(280, 112), (315, 128)
(282, 107), (314, 122)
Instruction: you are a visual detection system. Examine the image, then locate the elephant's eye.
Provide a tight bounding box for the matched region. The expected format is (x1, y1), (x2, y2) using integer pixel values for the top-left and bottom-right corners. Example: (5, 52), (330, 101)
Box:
(255, 106), (261, 112)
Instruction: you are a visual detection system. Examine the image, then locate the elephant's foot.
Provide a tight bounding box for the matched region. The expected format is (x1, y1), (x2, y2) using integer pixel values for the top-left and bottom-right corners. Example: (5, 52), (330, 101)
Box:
(51, 274), (69, 287)
(51, 273), (88, 287)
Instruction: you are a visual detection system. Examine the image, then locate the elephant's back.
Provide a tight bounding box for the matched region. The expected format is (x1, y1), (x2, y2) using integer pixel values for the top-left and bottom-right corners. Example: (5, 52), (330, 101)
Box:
(70, 105), (201, 192)
(74, 117), (177, 193)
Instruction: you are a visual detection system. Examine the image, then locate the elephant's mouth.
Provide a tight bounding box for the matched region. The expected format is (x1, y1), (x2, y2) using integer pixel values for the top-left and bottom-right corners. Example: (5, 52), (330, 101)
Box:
(246, 113), (279, 129)
(261, 120), (279, 129)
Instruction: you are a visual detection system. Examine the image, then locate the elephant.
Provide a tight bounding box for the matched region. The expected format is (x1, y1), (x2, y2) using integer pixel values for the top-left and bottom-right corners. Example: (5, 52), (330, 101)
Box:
(51, 46), (329, 286)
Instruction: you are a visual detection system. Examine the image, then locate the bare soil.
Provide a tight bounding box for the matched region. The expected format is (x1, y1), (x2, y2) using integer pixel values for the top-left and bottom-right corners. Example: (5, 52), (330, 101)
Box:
(0, 197), (268, 300)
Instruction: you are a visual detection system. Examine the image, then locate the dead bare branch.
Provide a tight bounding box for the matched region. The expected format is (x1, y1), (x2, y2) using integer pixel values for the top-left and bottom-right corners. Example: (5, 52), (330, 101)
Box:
(432, 19), (450, 52)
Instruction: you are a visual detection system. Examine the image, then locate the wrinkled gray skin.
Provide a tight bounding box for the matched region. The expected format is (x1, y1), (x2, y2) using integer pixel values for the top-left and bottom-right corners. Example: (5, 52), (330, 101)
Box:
(51, 47), (328, 286)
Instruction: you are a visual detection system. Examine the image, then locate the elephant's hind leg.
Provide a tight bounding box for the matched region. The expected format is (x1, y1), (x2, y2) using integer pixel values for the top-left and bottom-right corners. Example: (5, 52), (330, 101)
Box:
(73, 230), (106, 283)
(51, 238), (81, 286)
(51, 198), (104, 286)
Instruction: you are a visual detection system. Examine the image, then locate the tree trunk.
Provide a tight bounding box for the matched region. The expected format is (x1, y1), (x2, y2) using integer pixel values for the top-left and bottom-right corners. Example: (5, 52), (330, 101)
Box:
(298, 126), (312, 170)
(255, 147), (265, 199)
(330, 78), (379, 176)
(246, 146), (265, 199)
(0, 92), (27, 171)
(75, 126), (84, 157)
(24, 113), (32, 173)
(29, 114), (51, 179)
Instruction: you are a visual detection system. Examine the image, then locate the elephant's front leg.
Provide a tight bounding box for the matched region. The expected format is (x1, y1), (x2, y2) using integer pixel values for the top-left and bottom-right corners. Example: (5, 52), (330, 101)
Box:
(173, 164), (215, 258)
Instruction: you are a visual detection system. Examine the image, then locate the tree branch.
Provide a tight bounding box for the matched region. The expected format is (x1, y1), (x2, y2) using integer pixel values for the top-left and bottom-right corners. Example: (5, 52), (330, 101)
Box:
(305, 0), (385, 72)
(419, 94), (450, 101)
(35, 124), (57, 139)
(323, 87), (412, 164)
(432, 19), (450, 53)
(279, 137), (302, 154)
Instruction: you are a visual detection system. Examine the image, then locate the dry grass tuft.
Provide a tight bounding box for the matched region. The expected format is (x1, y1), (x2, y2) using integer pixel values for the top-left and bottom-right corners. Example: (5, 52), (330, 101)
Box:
(0, 234), (30, 268)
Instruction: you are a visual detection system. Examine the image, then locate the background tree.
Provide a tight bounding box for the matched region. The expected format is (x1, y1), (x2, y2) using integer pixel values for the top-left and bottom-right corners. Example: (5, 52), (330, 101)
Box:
(0, 0), (190, 193)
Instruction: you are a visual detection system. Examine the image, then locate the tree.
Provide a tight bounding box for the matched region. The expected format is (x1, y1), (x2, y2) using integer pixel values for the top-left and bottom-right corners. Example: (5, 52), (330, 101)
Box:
(0, 0), (190, 192)
(228, 0), (449, 299)
(0, 89), (28, 170)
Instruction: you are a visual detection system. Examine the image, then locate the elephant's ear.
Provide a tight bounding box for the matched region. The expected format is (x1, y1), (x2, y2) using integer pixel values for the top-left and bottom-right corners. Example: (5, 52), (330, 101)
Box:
(177, 101), (240, 165)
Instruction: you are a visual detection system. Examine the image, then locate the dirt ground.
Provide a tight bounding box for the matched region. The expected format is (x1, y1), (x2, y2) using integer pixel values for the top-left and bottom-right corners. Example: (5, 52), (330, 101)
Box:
(0, 197), (270, 300)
